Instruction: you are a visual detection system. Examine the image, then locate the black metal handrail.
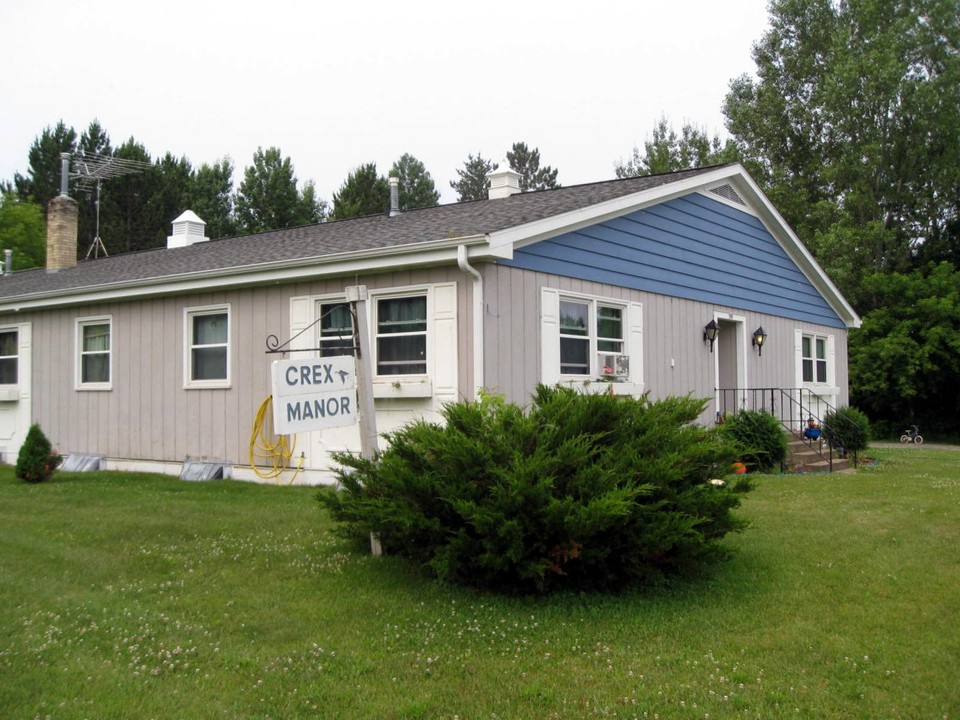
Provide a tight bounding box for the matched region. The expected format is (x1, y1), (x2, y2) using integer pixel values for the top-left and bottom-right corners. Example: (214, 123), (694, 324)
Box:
(716, 388), (861, 470)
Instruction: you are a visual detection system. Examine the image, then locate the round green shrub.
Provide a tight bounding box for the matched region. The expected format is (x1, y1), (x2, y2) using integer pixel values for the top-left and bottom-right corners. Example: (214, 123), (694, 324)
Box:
(821, 406), (871, 454)
(319, 386), (751, 595)
(15, 424), (60, 484)
(721, 409), (788, 472)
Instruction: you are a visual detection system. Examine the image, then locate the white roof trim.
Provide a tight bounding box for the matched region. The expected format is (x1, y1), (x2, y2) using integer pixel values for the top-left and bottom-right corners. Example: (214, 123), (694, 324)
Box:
(487, 165), (744, 253)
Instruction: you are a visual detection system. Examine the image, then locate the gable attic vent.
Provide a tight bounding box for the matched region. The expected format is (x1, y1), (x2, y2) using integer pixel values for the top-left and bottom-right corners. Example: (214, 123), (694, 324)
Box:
(708, 183), (746, 206)
(167, 210), (209, 249)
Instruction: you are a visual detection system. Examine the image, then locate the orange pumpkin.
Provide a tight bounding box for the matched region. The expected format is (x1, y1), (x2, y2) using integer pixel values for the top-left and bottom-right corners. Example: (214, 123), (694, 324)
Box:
(731, 462), (747, 475)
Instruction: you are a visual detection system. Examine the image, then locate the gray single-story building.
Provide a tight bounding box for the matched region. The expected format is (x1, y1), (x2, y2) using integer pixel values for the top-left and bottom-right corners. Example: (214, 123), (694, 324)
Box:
(0, 163), (859, 482)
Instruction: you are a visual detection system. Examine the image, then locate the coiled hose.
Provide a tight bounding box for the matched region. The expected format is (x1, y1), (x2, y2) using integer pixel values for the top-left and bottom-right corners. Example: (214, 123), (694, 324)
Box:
(249, 396), (303, 484)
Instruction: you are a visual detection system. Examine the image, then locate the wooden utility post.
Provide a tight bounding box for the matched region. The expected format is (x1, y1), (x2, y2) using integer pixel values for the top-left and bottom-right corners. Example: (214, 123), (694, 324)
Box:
(346, 285), (382, 555)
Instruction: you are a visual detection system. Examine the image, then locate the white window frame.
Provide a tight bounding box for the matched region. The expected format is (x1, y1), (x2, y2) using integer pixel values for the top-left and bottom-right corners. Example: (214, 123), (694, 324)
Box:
(800, 332), (831, 386)
(314, 297), (355, 358)
(184, 304), (231, 389)
(0, 326), (19, 388)
(559, 295), (627, 379)
(795, 329), (838, 400)
(371, 290), (429, 378)
(541, 288), (644, 394)
(75, 315), (112, 391)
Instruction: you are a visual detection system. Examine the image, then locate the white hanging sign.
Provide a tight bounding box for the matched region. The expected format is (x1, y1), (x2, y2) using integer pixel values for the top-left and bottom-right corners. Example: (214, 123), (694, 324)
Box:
(271, 356), (357, 434)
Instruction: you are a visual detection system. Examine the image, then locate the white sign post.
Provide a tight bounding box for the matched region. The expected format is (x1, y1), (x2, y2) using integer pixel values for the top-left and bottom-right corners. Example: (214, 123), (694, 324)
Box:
(271, 355), (357, 434)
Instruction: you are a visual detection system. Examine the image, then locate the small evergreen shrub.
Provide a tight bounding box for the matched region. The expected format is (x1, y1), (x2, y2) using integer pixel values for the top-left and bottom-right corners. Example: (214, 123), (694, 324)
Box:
(319, 386), (751, 594)
(822, 406), (871, 454)
(15, 424), (60, 484)
(721, 409), (788, 472)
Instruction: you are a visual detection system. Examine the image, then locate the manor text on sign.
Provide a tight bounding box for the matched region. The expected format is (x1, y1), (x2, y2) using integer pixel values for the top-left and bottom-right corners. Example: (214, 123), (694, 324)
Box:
(271, 356), (357, 434)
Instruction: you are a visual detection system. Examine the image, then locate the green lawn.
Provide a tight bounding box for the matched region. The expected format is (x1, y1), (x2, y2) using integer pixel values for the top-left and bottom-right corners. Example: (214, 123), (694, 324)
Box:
(1, 447), (958, 719)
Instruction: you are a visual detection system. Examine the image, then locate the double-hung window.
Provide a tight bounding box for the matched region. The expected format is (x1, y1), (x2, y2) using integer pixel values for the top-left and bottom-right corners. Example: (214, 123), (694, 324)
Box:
(0, 329), (18, 385)
(558, 299), (625, 376)
(186, 305), (230, 387)
(318, 302), (355, 357)
(77, 317), (111, 389)
(375, 295), (427, 375)
(801, 334), (828, 384)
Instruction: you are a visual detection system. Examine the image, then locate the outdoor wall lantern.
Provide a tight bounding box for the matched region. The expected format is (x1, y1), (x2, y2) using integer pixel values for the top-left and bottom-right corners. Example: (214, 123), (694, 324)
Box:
(703, 320), (719, 353)
(752, 326), (768, 356)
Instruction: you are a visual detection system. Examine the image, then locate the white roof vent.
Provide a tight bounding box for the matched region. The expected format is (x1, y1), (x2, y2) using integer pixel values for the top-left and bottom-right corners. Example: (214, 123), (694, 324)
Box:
(167, 210), (209, 249)
(708, 183), (746, 206)
(487, 162), (521, 199)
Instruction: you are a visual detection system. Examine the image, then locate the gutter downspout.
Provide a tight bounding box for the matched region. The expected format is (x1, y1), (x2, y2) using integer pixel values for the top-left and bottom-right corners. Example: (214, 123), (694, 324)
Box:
(457, 244), (483, 399)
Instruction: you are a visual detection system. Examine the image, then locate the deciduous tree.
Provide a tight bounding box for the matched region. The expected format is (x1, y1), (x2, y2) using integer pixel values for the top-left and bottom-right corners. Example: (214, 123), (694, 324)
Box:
(389, 153), (440, 210)
(615, 116), (737, 178)
(330, 163), (389, 220)
(235, 147), (324, 233)
(189, 158), (236, 239)
(0, 193), (45, 269)
(723, 0), (960, 286)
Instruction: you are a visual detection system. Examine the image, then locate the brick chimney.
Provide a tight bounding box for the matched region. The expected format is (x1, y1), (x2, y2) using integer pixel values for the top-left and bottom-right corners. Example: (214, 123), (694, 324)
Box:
(46, 153), (78, 272)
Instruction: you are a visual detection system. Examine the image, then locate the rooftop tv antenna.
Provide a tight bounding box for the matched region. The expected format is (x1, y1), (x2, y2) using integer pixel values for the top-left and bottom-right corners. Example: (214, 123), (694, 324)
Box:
(69, 152), (153, 258)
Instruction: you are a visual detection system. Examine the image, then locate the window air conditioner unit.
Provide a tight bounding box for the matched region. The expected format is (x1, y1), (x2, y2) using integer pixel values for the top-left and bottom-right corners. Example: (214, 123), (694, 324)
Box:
(598, 353), (629, 379)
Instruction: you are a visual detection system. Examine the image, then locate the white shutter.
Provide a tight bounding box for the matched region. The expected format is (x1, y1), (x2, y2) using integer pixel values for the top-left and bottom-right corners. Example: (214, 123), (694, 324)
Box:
(794, 328), (804, 389)
(628, 302), (643, 388)
(540, 288), (560, 386)
(288, 296), (313, 358)
(431, 282), (458, 406)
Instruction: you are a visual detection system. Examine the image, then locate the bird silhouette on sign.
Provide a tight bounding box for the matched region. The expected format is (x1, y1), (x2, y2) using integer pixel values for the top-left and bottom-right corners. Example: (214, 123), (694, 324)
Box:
(337, 369), (350, 384)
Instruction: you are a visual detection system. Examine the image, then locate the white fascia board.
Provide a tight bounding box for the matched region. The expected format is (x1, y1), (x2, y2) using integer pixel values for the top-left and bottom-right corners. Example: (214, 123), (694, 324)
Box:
(0, 235), (492, 312)
(729, 169), (862, 329)
(487, 165), (743, 254)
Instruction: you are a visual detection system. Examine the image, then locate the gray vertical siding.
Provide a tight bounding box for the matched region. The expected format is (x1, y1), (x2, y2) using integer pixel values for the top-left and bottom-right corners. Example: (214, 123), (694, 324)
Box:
(11, 265), (474, 468)
(479, 264), (850, 413)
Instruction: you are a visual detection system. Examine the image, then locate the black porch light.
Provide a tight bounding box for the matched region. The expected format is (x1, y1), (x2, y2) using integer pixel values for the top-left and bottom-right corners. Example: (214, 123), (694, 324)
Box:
(752, 326), (768, 356)
(703, 319), (719, 353)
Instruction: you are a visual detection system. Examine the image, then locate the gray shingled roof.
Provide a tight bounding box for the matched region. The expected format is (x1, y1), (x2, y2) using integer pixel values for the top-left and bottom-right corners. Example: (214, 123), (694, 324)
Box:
(0, 166), (723, 301)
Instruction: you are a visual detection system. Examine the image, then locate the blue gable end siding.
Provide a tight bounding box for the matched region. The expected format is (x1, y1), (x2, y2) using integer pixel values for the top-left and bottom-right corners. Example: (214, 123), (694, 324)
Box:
(499, 193), (845, 329)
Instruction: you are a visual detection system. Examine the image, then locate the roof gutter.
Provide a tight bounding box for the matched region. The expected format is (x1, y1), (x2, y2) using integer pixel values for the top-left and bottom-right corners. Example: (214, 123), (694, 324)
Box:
(0, 234), (493, 313)
(457, 244), (483, 398)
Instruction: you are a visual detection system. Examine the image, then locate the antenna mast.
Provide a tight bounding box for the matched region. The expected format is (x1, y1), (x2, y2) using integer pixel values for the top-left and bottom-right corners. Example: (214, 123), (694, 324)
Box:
(70, 153), (153, 258)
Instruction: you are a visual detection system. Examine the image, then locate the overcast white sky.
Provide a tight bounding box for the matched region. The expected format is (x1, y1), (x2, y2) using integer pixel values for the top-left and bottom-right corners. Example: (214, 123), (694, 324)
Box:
(1, 0), (771, 206)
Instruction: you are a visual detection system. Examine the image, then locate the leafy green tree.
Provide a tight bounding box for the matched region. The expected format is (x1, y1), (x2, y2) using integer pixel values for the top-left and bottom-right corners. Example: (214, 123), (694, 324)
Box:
(235, 147), (324, 233)
(0, 193), (46, 269)
(450, 153), (497, 202)
(723, 0), (960, 286)
(849, 263), (960, 437)
(616, 116), (738, 178)
(389, 153), (440, 210)
(330, 163), (390, 219)
(190, 158), (236, 239)
(14, 121), (77, 208)
(507, 142), (560, 191)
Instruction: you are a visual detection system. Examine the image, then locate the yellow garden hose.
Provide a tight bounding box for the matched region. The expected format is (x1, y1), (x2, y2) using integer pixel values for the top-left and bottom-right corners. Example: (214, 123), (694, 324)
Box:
(249, 396), (303, 485)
